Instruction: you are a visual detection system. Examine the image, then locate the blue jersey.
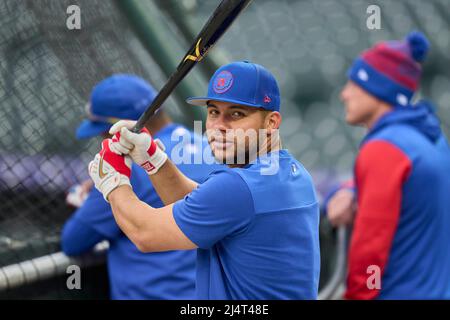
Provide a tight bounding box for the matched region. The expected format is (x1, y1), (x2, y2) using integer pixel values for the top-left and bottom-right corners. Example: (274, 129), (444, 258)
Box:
(62, 124), (220, 299)
(173, 150), (320, 299)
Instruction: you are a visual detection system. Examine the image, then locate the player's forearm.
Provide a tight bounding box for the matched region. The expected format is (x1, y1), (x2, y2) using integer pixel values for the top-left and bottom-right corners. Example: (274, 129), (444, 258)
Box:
(108, 185), (192, 252)
(149, 160), (198, 205)
(108, 185), (156, 250)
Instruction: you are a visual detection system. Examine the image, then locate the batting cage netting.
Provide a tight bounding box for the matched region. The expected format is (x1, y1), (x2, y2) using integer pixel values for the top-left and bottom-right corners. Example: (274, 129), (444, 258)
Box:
(0, 0), (449, 299)
(0, 0), (200, 298)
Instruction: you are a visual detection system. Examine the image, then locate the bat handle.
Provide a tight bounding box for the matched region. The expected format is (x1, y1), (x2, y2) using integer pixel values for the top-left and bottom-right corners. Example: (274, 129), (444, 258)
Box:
(131, 107), (158, 133)
(131, 124), (142, 134)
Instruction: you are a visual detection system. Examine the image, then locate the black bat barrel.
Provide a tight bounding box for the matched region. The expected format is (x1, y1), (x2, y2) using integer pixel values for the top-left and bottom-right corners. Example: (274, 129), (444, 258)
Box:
(132, 0), (253, 133)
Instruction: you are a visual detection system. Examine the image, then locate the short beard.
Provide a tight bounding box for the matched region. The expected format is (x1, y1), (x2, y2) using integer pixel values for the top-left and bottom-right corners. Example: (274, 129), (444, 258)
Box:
(212, 128), (279, 167)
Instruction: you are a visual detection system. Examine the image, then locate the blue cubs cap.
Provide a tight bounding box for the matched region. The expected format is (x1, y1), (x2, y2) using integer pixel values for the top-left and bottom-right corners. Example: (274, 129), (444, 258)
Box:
(186, 61), (281, 111)
(76, 74), (156, 139)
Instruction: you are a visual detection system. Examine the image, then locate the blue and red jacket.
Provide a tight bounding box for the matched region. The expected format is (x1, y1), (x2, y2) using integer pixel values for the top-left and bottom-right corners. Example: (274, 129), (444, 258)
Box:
(345, 101), (450, 299)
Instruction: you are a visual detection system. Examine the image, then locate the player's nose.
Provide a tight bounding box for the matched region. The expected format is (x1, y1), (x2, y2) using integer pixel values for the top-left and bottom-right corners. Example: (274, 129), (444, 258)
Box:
(208, 115), (230, 132)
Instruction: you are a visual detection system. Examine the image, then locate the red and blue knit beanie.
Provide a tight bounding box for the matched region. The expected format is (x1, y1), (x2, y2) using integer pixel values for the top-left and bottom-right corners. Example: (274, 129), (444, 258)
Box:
(348, 31), (430, 107)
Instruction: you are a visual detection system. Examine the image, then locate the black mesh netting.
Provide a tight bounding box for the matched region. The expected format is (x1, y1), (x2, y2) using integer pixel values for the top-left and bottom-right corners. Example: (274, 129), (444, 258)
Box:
(0, 0), (180, 295)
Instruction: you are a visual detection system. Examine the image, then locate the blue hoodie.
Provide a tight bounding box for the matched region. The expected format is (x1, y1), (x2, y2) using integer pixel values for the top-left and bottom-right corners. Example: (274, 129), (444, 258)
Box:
(362, 100), (443, 145)
(346, 101), (450, 300)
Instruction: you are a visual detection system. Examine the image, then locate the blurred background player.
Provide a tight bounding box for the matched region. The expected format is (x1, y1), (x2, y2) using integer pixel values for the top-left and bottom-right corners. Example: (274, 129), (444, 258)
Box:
(61, 74), (218, 299)
(88, 61), (321, 299)
(328, 31), (450, 299)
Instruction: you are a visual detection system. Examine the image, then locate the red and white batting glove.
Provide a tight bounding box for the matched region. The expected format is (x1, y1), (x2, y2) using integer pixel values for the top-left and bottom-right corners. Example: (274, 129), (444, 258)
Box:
(109, 120), (168, 175)
(88, 139), (132, 202)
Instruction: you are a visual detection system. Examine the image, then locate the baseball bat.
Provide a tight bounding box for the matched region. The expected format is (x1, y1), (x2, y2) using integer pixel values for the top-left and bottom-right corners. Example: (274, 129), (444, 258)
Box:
(132, 0), (253, 133)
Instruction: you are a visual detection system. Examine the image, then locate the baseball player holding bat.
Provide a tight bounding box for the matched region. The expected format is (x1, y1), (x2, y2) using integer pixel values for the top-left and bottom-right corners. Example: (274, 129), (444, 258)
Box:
(62, 74), (219, 299)
(88, 61), (320, 299)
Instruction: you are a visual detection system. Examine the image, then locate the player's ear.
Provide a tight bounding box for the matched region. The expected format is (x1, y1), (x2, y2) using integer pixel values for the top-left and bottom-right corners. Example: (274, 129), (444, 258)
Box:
(265, 111), (282, 131)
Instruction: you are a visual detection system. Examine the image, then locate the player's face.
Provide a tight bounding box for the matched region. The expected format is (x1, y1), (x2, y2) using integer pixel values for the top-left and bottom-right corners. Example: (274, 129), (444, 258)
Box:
(205, 101), (270, 166)
(340, 81), (381, 127)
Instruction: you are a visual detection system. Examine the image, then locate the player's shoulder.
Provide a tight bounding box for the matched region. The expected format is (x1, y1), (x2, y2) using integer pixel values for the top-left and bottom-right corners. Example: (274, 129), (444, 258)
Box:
(183, 166), (255, 217)
(281, 150), (313, 175)
(208, 166), (249, 187)
(231, 150), (318, 213)
(198, 166), (252, 198)
(361, 125), (428, 166)
(234, 149), (315, 190)
(356, 139), (413, 180)
(363, 122), (431, 156)
(241, 149), (312, 178)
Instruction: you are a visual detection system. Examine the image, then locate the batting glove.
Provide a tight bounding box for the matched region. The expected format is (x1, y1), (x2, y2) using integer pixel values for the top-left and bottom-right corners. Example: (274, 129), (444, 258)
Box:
(88, 139), (132, 202)
(109, 120), (168, 175)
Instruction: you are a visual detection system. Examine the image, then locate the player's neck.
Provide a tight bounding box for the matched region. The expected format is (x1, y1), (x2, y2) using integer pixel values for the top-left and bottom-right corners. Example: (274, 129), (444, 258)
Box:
(365, 103), (392, 129)
(227, 140), (282, 169)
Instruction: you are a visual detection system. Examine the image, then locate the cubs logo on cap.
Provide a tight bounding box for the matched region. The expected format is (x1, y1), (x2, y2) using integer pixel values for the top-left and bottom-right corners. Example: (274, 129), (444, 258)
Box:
(186, 61), (281, 112)
(213, 71), (234, 94)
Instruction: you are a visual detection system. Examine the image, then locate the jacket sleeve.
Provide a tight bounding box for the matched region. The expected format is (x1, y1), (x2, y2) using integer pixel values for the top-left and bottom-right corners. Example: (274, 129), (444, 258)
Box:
(61, 217), (104, 256)
(345, 140), (412, 300)
(61, 188), (119, 256)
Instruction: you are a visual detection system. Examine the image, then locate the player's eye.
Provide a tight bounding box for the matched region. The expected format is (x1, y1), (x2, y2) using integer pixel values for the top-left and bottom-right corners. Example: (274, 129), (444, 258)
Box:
(208, 109), (219, 117)
(231, 111), (245, 118)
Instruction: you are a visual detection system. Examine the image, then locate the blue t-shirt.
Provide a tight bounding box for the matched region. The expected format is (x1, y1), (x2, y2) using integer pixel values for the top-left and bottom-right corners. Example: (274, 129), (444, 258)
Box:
(173, 150), (320, 299)
(62, 124), (221, 299)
